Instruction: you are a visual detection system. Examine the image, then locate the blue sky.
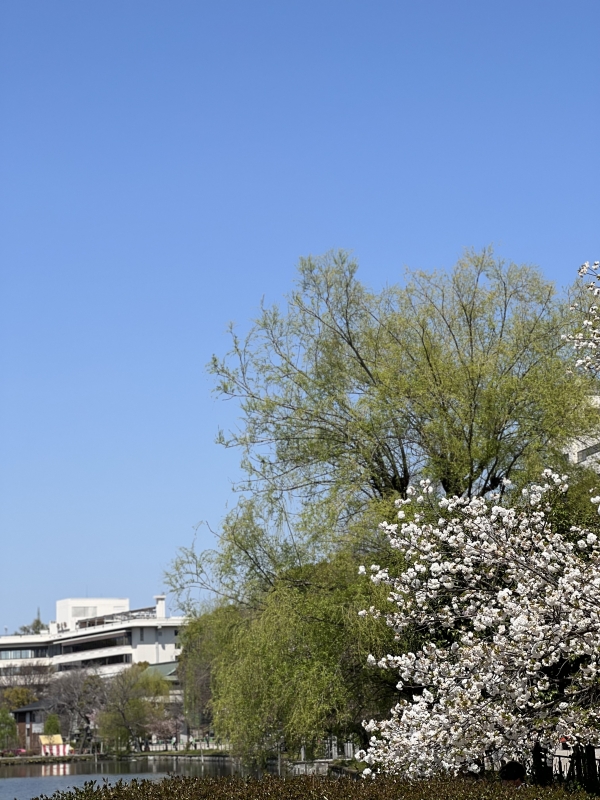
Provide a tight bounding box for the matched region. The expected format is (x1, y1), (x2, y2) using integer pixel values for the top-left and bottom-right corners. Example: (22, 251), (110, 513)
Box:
(1, 1), (599, 632)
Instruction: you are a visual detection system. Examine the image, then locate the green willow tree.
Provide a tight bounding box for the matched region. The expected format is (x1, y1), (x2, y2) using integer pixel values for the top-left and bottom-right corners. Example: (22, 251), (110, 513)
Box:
(169, 248), (595, 608)
(215, 249), (591, 500)
(177, 550), (405, 761)
(177, 603), (244, 739)
(167, 248), (598, 759)
(209, 552), (404, 761)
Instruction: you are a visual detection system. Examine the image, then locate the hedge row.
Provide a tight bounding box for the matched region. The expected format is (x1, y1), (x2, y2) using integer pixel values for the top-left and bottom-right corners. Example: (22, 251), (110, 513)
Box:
(33, 776), (597, 800)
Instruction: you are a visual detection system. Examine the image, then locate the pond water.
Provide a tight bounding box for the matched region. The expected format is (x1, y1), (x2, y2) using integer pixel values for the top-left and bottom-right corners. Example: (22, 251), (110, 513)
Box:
(0, 756), (238, 800)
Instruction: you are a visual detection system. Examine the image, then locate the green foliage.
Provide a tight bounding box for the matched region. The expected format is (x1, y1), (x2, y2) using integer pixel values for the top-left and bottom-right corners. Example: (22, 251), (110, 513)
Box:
(44, 712), (61, 735)
(167, 248), (600, 762)
(187, 550), (409, 762)
(168, 248), (596, 611)
(27, 776), (600, 800)
(1, 686), (37, 710)
(383, 256), (594, 497)
(213, 247), (591, 497)
(178, 603), (245, 734)
(543, 462), (600, 536)
(98, 664), (170, 752)
(16, 614), (48, 635)
(0, 705), (17, 748)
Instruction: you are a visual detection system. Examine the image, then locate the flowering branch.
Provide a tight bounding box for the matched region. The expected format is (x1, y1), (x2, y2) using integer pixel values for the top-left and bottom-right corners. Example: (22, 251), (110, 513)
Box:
(358, 473), (600, 778)
(564, 261), (600, 373)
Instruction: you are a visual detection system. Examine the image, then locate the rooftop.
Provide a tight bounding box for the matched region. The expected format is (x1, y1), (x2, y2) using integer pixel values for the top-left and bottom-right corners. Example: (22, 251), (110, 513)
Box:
(76, 606), (158, 629)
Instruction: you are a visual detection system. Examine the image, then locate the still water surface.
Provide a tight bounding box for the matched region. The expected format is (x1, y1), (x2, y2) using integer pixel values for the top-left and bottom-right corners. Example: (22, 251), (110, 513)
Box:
(0, 757), (237, 800)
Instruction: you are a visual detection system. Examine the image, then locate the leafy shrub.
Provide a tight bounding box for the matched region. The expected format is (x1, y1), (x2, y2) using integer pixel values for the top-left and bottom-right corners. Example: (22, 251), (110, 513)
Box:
(31, 776), (597, 800)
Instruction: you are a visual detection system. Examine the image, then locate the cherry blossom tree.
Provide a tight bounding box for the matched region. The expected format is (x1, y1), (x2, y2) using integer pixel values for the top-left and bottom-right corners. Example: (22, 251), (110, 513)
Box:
(565, 261), (600, 374)
(358, 474), (600, 777)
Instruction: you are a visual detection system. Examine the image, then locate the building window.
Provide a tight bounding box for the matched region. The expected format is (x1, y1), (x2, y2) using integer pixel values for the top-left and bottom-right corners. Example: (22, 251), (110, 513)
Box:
(60, 632), (131, 655)
(0, 648), (48, 660)
(57, 653), (132, 671)
(140, 628), (144, 642)
(72, 606), (98, 618)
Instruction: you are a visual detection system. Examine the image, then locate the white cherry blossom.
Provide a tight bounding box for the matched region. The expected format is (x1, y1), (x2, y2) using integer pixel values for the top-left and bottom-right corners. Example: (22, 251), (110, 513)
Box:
(565, 261), (600, 372)
(359, 473), (600, 778)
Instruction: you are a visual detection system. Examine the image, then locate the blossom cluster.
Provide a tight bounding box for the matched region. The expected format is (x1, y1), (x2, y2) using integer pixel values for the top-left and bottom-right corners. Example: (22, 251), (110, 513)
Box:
(564, 260), (600, 372)
(358, 473), (600, 778)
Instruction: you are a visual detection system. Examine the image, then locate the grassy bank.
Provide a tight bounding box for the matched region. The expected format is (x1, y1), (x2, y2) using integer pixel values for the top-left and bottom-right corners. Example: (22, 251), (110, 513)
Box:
(0, 751), (232, 766)
(31, 775), (597, 800)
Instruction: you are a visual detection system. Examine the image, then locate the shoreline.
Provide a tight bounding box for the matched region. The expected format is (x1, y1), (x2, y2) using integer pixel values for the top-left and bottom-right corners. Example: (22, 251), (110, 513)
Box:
(0, 752), (232, 767)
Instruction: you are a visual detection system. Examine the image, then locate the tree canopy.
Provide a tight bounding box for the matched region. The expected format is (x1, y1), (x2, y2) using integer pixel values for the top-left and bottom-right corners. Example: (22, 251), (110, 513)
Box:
(168, 249), (599, 761)
(0, 686), (37, 711)
(193, 551), (402, 761)
(0, 706), (17, 748)
(98, 664), (170, 752)
(46, 669), (107, 750)
(169, 249), (594, 608)
(15, 615), (48, 635)
(44, 713), (61, 736)
(216, 248), (588, 493)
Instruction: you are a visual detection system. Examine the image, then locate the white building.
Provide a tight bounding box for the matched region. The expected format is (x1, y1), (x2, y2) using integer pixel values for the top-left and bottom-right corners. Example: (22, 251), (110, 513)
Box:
(565, 396), (600, 469)
(0, 595), (184, 680)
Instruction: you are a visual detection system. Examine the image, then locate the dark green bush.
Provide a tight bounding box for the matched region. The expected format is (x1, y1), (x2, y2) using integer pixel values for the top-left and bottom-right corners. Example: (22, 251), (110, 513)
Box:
(32, 776), (597, 800)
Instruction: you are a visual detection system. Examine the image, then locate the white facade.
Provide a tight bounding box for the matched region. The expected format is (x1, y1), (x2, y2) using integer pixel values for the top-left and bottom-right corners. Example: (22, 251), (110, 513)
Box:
(566, 396), (600, 469)
(0, 595), (184, 680)
(54, 598), (129, 632)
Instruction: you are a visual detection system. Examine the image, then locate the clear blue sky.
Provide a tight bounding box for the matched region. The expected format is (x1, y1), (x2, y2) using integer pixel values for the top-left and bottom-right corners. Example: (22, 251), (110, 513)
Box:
(1, 1), (599, 632)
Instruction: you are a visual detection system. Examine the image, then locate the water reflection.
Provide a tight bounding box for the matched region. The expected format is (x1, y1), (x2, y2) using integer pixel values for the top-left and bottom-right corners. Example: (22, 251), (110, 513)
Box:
(41, 762), (71, 777)
(0, 756), (239, 800)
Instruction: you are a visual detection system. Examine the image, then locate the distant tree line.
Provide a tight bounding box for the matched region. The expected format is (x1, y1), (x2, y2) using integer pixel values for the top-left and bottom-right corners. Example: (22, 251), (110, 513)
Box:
(0, 663), (176, 753)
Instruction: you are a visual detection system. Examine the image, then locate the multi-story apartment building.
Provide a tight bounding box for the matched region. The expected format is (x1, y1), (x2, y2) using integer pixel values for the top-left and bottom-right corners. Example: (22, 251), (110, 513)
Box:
(0, 595), (184, 681)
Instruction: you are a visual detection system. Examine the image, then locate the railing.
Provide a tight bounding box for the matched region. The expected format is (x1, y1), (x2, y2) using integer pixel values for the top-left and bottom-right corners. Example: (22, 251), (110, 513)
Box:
(76, 608), (157, 629)
(532, 742), (600, 793)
